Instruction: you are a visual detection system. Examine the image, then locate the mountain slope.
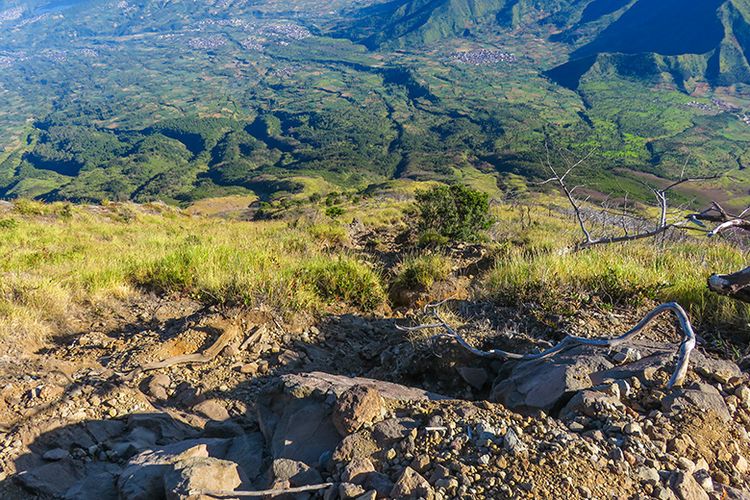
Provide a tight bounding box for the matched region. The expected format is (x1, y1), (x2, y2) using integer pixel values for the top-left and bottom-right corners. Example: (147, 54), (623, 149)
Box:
(340, 0), (508, 48)
(549, 0), (750, 88)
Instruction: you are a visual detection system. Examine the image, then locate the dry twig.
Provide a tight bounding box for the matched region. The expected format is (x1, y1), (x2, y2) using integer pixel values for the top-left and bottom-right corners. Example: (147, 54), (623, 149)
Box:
(398, 300), (696, 388)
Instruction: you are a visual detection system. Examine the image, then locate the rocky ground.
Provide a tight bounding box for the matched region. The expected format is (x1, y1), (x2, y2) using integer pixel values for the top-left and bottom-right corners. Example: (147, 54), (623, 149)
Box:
(0, 286), (749, 500)
(0, 220), (749, 499)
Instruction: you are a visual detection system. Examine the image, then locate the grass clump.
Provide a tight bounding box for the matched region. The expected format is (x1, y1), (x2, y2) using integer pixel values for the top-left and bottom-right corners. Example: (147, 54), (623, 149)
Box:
(394, 253), (453, 290)
(0, 201), (386, 350)
(296, 256), (385, 311)
(482, 199), (750, 331)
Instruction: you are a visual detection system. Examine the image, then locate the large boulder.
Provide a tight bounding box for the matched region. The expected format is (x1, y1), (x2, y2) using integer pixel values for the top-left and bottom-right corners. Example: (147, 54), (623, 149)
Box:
(258, 372), (443, 467)
(163, 456), (246, 500)
(490, 344), (614, 412)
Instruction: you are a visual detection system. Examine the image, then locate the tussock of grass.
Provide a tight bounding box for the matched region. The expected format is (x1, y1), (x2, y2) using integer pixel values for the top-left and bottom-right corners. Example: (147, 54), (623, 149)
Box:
(0, 202), (386, 348)
(394, 253), (453, 290)
(483, 201), (750, 331)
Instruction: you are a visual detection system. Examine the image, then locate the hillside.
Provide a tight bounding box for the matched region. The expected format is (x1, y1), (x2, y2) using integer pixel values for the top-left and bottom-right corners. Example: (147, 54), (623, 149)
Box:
(1, 194), (750, 498)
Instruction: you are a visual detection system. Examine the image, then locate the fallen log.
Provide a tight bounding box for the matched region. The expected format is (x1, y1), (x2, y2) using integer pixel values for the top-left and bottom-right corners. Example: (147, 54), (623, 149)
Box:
(708, 266), (750, 304)
(121, 322), (242, 382)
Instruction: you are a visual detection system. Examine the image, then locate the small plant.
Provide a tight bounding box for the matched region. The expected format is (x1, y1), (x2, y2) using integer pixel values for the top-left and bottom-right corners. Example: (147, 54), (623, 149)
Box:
(0, 218), (19, 229)
(394, 253), (452, 290)
(297, 256), (385, 310)
(415, 184), (491, 242)
(417, 229), (449, 248)
(325, 205), (345, 219)
(13, 199), (48, 216)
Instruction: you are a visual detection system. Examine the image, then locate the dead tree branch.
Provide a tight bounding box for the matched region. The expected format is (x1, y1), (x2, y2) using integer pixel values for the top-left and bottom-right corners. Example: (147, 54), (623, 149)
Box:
(539, 145), (720, 250)
(201, 482), (334, 498)
(398, 301), (696, 388)
(708, 266), (750, 304)
(121, 322), (242, 382)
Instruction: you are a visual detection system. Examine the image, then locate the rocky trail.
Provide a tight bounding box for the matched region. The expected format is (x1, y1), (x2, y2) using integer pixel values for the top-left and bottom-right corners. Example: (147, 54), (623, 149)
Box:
(0, 226), (750, 499)
(0, 289), (749, 500)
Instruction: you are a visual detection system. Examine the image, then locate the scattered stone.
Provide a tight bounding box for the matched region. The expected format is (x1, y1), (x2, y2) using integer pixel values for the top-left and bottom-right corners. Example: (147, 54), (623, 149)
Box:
(340, 482), (366, 499)
(271, 458), (323, 486)
(191, 399), (230, 421)
(692, 469), (713, 493)
(390, 467), (433, 499)
(670, 471), (709, 500)
(342, 458), (376, 484)
(146, 374), (171, 401)
(42, 448), (70, 461)
(732, 454), (749, 474)
(239, 363), (259, 375)
(333, 385), (385, 436)
(503, 428), (527, 456)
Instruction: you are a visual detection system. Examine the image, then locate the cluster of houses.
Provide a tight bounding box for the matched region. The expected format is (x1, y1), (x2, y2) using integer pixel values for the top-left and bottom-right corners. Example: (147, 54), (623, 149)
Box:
(188, 34), (228, 50)
(450, 49), (517, 66)
(0, 7), (23, 23)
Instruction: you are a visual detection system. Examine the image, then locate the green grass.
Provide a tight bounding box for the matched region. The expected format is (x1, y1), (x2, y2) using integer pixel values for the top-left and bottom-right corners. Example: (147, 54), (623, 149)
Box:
(394, 253), (453, 290)
(0, 201), (386, 349)
(482, 200), (750, 331)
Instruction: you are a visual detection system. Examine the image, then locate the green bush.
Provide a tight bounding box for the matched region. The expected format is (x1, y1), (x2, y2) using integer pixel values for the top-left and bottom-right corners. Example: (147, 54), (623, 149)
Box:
(415, 184), (491, 242)
(325, 206), (345, 219)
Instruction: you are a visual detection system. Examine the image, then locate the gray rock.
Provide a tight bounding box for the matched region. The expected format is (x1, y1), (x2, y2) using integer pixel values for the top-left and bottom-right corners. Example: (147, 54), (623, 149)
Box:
(390, 467), (433, 499)
(342, 458), (375, 485)
(271, 458), (323, 487)
(117, 443), (211, 500)
(457, 367), (488, 390)
(560, 390), (623, 421)
(670, 471), (709, 500)
(340, 482), (366, 499)
(163, 457), (245, 500)
(225, 433), (264, 483)
(638, 466), (661, 485)
(279, 372), (447, 402)
(146, 374), (171, 401)
(64, 467), (120, 500)
(192, 399), (230, 421)
(662, 383), (731, 423)
(332, 385), (385, 436)
(372, 418), (419, 447)
(363, 471), (394, 497)
(692, 469), (713, 493)
(42, 448), (70, 461)
(125, 413), (197, 443)
(16, 460), (83, 497)
(503, 428), (527, 456)
(490, 345), (614, 411)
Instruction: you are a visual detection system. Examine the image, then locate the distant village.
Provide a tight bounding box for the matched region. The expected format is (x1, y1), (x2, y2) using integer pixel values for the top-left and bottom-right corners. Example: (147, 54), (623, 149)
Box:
(687, 98), (750, 125)
(451, 49), (517, 66)
(190, 21), (311, 52)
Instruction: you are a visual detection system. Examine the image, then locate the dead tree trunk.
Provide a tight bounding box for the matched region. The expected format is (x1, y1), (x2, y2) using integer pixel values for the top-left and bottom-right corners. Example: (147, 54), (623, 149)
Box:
(708, 266), (750, 304)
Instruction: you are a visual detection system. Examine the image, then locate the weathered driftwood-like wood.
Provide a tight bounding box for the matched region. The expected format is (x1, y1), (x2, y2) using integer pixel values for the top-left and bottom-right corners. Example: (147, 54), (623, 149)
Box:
(122, 322), (242, 382)
(398, 301), (696, 388)
(708, 266), (750, 304)
(201, 482), (334, 498)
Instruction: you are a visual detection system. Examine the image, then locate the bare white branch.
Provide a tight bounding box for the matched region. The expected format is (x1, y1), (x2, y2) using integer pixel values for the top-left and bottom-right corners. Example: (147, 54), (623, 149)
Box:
(399, 302), (696, 388)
